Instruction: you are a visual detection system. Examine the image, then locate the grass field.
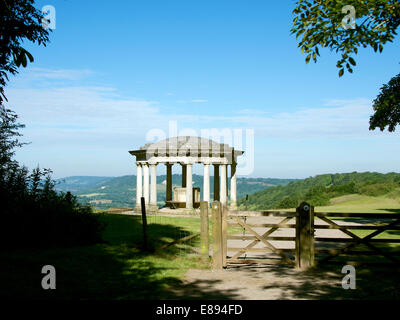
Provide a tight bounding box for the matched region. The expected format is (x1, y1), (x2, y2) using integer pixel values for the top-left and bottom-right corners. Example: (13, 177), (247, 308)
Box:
(315, 194), (400, 242)
(270, 193), (400, 239)
(0, 214), (209, 299)
(1, 193), (399, 300)
(316, 194), (400, 213)
(264, 193), (400, 269)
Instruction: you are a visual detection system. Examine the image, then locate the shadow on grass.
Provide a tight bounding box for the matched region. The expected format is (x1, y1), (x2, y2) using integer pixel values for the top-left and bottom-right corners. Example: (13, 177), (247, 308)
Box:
(294, 210), (400, 299)
(3, 213), (399, 300)
(219, 260), (400, 300)
(264, 221), (400, 300)
(256, 263), (400, 300)
(215, 213), (400, 300)
(0, 214), (237, 300)
(377, 208), (400, 214)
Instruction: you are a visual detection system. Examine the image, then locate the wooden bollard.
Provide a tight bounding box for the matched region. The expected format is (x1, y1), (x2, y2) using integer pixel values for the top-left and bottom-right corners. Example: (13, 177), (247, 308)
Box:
(140, 197), (148, 251)
(222, 204), (227, 268)
(296, 202), (314, 270)
(200, 201), (209, 263)
(212, 201), (223, 269)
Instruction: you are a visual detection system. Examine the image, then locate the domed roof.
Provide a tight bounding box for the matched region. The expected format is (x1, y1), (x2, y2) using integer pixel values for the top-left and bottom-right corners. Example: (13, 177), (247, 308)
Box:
(141, 136), (229, 151)
(129, 136), (244, 162)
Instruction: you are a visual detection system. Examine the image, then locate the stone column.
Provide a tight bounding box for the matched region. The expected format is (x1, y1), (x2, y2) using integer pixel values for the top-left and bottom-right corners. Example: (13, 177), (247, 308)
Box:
(143, 163), (150, 204)
(186, 164), (193, 210)
(213, 164), (220, 201)
(226, 169), (229, 198)
(203, 164), (210, 205)
(166, 163), (173, 203)
(230, 163), (237, 210)
(220, 164), (227, 206)
(150, 164), (157, 208)
(182, 164), (187, 187)
(135, 163), (143, 211)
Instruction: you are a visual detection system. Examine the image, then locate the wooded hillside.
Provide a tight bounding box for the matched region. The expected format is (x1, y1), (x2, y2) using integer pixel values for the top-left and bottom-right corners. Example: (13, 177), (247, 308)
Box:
(238, 172), (400, 210)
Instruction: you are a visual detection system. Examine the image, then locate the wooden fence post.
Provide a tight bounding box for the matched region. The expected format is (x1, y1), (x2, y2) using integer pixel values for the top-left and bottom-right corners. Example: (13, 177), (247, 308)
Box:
(222, 204), (227, 268)
(212, 201), (223, 269)
(296, 202), (314, 270)
(310, 205), (315, 267)
(140, 197), (148, 251)
(200, 201), (209, 263)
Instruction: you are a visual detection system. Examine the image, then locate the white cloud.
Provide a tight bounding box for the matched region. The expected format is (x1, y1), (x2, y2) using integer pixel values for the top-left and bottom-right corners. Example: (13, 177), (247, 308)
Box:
(16, 67), (95, 81)
(5, 67), (399, 178)
(176, 99), (208, 103)
(193, 98), (392, 139)
(9, 87), (153, 122)
(6, 77), (392, 151)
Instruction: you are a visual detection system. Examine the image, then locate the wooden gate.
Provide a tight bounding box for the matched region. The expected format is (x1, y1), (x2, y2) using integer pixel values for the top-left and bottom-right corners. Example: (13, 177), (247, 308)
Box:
(211, 201), (314, 269)
(211, 201), (400, 269)
(226, 210), (297, 267)
(313, 211), (400, 266)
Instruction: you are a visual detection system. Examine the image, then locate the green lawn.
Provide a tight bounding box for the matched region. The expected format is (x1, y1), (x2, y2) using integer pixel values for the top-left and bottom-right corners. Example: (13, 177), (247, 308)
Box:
(1, 204), (399, 300)
(0, 213), (209, 299)
(316, 194), (400, 213)
(266, 194), (400, 267)
(270, 193), (400, 239)
(314, 194), (400, 242)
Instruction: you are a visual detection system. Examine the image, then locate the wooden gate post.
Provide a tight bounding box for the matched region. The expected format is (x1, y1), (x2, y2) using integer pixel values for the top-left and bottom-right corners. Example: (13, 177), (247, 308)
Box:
(296, 202), (315, 270)
(140, 197), (148, 251)
(200, 201), (209, 263)
(212, 201), (223, 269)
(310, 205), (315, 266)
(222, 204), (227, 268)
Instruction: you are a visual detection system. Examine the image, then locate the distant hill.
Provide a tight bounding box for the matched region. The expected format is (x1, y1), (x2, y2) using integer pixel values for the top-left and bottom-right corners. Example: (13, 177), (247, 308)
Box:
(55, 175), (297, 209)
(238, 172), (400, 210)
(55, 176), (114, 193)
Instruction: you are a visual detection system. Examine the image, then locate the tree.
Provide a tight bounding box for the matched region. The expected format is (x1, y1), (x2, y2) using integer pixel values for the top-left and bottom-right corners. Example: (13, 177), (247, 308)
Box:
(0, 2), (105, 249)
(1, 0), (48, 181)
(0, 90), (105, 249)
(0, 0), (50, 104)
(291, 0), (400, 77)
(369, 72), (400, 131)
(0, 108), (24, 173)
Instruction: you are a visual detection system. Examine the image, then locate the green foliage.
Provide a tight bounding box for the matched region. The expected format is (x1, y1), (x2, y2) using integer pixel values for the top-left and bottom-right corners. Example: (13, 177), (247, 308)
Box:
(369, 73), (400, 132)
(357, 181), (399, 196)
(0, 1), (103, 249)
(292, 1), (400, 132)
(240, 172), (400, 210)
(1, 169), (106, 248)
(291, 0), (400, 76)
(0, 110), (105, 249)
(0, 214), (210, 299)
(386, 188), (400, 199)
(276, 196), (300, 209)
(0, 107), (25, 172)
(0, 0), (50, 103)
(304, 185), (331, 206)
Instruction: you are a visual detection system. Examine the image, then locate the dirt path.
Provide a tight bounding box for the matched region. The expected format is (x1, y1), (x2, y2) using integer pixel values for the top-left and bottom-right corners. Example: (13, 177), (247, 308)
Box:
(170, 216), (367, 300)
(172, 266), (346, 300)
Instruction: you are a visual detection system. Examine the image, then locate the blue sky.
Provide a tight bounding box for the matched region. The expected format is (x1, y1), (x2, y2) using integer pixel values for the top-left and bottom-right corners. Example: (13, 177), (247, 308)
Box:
(5, 0), (400, 179)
